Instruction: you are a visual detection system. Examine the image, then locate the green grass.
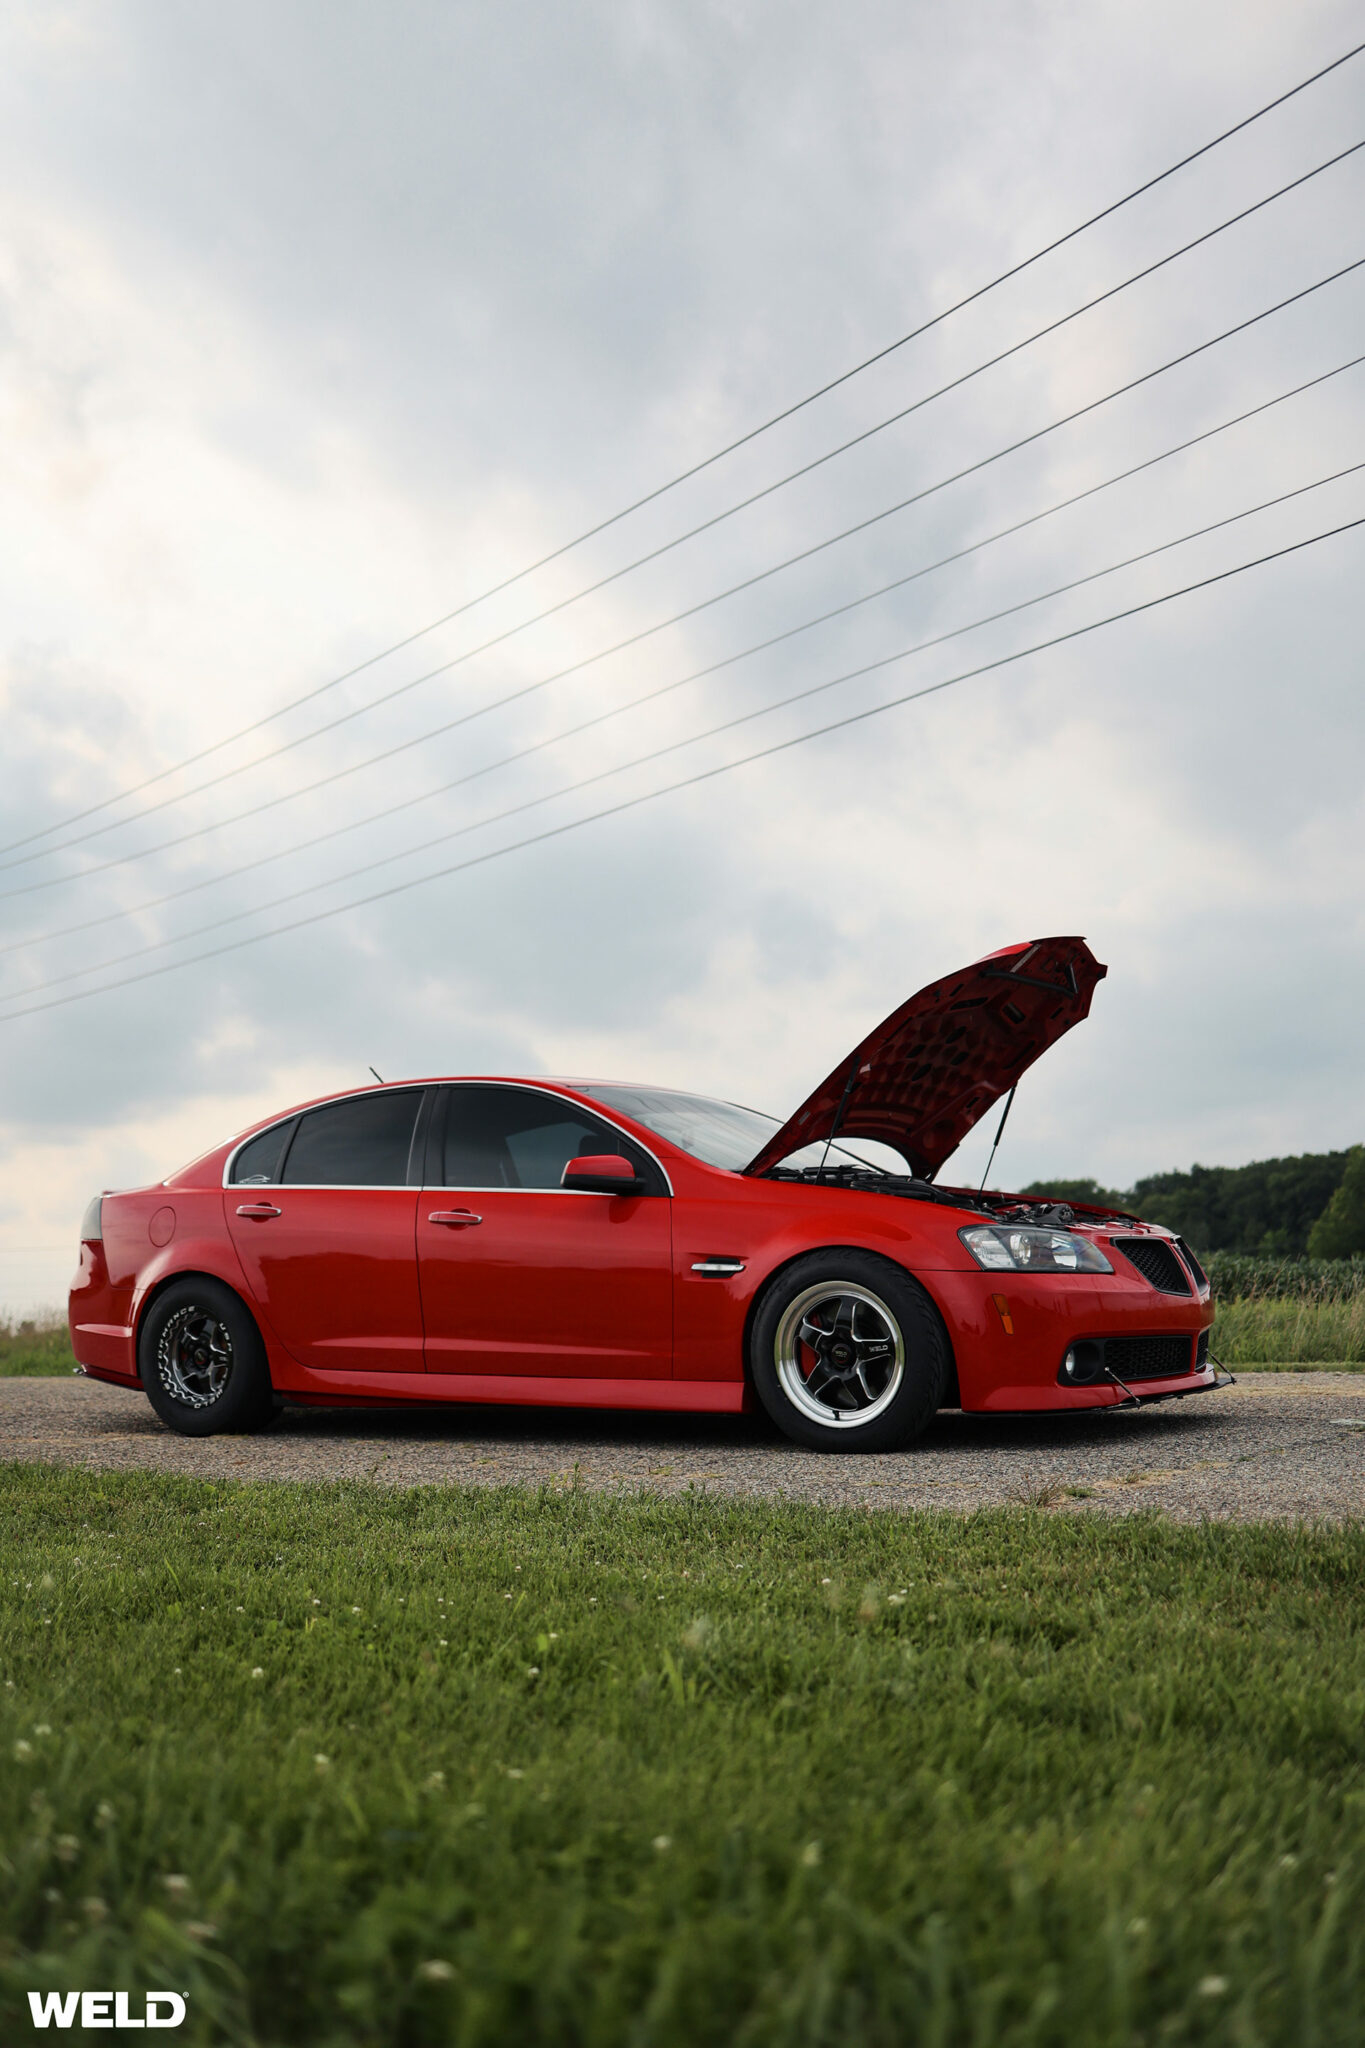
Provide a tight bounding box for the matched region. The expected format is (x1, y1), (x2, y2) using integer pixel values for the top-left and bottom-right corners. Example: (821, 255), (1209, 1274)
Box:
(1, 1468), (1361, 2045)
(0, 1316), (73, 1378)
(1213, 1295), (1365, 1366)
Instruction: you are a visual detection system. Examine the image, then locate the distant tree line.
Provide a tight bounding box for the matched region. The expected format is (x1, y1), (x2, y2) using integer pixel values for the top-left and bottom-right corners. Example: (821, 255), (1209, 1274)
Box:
(1020, 1145), (1365, 1258)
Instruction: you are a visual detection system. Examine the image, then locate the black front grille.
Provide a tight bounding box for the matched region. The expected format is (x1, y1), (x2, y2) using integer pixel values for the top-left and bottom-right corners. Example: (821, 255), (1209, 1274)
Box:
(1106, 1335), (1195, 1380)
(1177, 1239), (1209, 1290)
(1113, 1237), (1193, 1295)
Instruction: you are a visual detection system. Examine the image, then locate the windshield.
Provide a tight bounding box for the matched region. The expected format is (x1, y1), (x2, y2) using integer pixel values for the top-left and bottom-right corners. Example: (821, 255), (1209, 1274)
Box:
(575, 1084), (901, 1175)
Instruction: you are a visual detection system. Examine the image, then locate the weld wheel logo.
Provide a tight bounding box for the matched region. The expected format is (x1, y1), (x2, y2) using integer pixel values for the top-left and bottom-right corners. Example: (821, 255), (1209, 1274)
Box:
(27, 1991), (187, 2030)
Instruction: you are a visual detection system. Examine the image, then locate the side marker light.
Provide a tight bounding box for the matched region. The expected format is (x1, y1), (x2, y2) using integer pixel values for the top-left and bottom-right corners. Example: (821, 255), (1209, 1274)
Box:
(991, 1293), (1014, 1336)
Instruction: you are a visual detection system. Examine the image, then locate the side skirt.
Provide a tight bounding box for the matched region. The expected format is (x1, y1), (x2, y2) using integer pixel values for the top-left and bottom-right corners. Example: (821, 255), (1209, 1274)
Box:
(279, 1368), (749, 1414)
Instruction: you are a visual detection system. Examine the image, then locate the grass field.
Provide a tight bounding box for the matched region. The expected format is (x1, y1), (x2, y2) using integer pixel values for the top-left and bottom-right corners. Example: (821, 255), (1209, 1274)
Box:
(0, 1317), (74, 1378)
(1, 1466), (1361, 2045)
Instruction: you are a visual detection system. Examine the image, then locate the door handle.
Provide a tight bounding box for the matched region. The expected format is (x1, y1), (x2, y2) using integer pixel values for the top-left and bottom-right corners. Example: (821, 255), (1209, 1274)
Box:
(235, 1202), (282, 1220)
(428, 1209), (483, 1228)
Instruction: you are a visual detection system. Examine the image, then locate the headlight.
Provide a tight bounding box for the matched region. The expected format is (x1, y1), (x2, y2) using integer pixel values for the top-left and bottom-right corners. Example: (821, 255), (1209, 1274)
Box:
(959, 1225), (1113, 1274)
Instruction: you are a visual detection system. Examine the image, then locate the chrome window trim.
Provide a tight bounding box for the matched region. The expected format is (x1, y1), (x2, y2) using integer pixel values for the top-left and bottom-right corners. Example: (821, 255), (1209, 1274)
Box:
(221, 1080), (674, 1197)
(221, 1084), (424, 1190)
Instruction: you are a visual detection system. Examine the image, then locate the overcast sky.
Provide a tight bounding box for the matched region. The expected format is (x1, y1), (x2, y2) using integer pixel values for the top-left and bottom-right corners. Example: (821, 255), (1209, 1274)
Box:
(1, 0), (1362, 1311)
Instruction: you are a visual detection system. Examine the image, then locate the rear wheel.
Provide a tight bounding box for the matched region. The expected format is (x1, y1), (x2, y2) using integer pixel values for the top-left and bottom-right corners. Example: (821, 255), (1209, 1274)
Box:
(138, 1278), (275, 1437)
(749, 1252), (947, 1452)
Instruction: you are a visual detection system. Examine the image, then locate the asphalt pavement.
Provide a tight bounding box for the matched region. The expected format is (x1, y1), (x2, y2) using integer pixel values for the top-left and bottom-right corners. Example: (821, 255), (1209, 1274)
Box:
(1, 1372), (1361, 1521)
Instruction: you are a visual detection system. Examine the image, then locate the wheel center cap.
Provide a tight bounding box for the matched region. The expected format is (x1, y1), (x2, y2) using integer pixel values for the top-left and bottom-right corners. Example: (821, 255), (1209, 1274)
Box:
(831, 1342), (852, 1366)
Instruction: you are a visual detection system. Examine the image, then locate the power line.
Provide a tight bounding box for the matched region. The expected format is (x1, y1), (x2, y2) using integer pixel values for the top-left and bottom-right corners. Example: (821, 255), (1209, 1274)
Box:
(8, 492), (1360, 1008)
(5, 362), (1361, 960)
(5, 254), (1361, 898)
(6, 515), (1358, 1023)
(5, 35), (1361, 861)
(12, 137), (1363, 871)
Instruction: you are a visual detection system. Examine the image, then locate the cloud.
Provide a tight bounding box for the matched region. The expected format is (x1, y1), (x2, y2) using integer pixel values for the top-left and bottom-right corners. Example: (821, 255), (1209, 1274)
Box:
(0, 0), (1362, 1308)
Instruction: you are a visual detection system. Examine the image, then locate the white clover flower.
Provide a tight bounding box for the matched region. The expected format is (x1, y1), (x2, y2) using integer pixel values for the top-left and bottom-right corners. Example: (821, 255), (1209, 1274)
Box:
(250, 1667), (264, 1680)
(526, 1666), (540, 1678)
(162, 1874), (190, 1896)
(95, 1801), (116, 1826)
(34, 1723), (52, 1736)
(1198, 1977), (1229, 1998)
(313, 1754), (331, 1773)
(506, 1768), (524, 1780)
(801, 1841), (822, 1868)
(54, 1835), (79, 1864)
(424, 1771), (446, 1792)
(12, 1739), (33, 1761)
(418, 1960), (454, 1983)
(652, 1835), (671, 1852)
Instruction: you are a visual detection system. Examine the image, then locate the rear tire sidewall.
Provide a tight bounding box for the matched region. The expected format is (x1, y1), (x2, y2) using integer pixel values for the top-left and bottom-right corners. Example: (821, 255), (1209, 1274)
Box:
(749, 1251), (947, 1452)
(138, 1277), (274, 1437)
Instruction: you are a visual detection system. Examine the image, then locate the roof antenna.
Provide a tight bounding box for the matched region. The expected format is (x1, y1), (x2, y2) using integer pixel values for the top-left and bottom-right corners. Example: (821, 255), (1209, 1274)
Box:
(368, 1066), (385, 1084)
(979, 1082), (1018, 1193)
(818, 1055), (863, 1178)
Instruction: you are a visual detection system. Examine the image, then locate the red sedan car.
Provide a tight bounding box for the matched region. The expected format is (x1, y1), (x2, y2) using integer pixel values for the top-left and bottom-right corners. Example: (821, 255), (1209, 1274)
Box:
(69, 936), (1218, 1451)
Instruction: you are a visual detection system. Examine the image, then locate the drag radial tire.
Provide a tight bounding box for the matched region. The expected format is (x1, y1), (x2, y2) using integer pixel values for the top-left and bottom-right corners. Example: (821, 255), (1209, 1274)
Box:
(138, 1277), (276, 1437)
(749, 1251), (948, 1452)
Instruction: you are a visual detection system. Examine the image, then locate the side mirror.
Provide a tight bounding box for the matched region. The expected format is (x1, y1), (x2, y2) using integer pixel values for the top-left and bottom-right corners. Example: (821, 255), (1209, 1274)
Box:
(561, 1153), (644, 1195)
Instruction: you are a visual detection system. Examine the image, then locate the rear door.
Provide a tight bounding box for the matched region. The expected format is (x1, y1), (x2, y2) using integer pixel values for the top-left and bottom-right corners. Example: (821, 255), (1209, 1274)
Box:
(225, 1089), (428, 1374)
(417, 1084), (673, 1379)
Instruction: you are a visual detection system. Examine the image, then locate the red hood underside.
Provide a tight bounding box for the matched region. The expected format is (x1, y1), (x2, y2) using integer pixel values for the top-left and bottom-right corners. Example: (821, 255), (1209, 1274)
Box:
(742, 936), (1107, 1180)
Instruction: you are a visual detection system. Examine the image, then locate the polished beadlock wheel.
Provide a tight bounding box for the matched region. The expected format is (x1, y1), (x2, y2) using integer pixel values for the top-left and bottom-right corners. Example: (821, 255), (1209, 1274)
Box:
(750, 1251), (948, 1452)
(774, 1282), (905, 1427)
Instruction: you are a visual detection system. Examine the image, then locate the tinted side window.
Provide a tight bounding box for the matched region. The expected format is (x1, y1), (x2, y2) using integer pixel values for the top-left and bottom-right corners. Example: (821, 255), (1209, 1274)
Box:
(283, 1092), (422, 1187)
(440, 1087), (661, 1192)
(230, 1120), (296, 1186)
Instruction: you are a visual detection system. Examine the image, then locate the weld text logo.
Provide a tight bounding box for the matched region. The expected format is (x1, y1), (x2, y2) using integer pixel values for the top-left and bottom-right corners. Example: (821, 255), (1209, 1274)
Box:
(28, 1992), (187, 2029)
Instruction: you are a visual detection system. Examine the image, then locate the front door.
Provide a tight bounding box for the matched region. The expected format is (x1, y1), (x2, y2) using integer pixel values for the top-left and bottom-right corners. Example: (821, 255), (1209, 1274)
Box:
(224, 1088), (427, 1373)
(418, 1084), (672, 1379)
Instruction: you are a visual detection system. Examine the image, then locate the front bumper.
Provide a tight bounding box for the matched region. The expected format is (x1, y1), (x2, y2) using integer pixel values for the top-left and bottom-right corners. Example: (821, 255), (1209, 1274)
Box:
(924, 1266), (1217, 1413)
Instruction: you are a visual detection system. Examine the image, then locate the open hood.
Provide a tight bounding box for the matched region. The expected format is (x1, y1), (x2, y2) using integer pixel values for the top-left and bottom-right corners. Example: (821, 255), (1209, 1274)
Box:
(742, 936), (1107, 1180)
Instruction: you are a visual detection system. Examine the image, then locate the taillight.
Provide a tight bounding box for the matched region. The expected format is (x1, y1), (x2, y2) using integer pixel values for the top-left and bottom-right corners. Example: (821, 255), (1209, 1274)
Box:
(80, 1195), (103, 1243)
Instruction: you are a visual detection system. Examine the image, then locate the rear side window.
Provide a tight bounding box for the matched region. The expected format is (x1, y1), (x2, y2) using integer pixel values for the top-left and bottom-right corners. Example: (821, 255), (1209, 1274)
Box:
(440, 1086), (661, 1191)
(282, 1092), (423, 1187)
(230, 1120), (296, 1186)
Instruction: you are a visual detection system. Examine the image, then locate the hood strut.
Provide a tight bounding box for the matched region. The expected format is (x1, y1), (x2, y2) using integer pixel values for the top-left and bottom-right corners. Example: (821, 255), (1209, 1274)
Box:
(978, 1082), (1019, 1192)
(818, 1055), (863, 1175)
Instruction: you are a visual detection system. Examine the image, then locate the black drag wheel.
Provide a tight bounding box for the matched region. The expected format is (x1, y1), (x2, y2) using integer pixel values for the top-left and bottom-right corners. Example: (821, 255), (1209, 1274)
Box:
(138, 1277), (275, 1437)
(749, 1251), (948, 1452)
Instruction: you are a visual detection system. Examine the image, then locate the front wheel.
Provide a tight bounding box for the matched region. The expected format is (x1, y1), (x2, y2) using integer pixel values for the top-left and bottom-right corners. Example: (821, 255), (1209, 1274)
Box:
(749, 1252), (948, 1452)
(138, 1277), (275, 1437)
